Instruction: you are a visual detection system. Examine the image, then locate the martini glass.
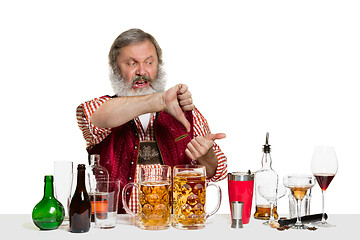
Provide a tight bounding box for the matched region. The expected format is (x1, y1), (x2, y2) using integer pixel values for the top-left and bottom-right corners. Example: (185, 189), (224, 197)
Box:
(311, 146), (338, 227)
(258, 183), (286, 225)
(283, 174), (315, 229)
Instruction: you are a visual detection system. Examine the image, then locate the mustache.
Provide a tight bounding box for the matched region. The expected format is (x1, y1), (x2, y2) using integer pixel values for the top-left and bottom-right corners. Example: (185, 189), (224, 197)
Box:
(131, 75), (152, 84)
(110, 65), (166, 97)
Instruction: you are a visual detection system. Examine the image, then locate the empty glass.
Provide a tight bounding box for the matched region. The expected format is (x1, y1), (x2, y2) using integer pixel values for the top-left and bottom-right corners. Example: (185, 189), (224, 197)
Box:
(53, 161), (73, 222)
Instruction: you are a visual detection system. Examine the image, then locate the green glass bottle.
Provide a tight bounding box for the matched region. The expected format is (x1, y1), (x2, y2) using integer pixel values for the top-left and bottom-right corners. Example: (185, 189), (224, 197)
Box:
(32, 175), (65, 230)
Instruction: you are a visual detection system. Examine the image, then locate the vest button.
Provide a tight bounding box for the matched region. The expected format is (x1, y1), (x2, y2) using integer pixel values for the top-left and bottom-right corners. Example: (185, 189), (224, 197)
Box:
(128, 177), (132, 181)
(134, 146), (138, 150)
(130, 162), (134, 165)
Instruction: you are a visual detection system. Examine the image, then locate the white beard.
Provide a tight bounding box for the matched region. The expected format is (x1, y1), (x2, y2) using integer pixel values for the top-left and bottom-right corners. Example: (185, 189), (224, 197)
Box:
(109, 66), (166, 97)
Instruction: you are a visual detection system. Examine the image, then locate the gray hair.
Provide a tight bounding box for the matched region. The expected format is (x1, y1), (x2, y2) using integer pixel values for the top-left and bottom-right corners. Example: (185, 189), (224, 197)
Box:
(108, 28), (163, 74)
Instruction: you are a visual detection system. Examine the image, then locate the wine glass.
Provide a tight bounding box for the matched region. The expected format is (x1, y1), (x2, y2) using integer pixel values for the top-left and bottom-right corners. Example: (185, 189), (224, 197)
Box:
(258, 183), (286, 225)
(283, 174), (315, 229)
(311, 146), (338, 227)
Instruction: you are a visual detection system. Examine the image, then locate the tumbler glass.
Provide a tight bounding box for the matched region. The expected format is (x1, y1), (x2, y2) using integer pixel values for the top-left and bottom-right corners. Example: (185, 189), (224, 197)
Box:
(53, 161), (73, 222)
(94, 180), (120, 229)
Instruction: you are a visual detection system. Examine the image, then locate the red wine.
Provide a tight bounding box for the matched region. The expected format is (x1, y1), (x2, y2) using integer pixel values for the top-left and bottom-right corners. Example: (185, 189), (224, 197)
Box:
(314, 173), (335, 191)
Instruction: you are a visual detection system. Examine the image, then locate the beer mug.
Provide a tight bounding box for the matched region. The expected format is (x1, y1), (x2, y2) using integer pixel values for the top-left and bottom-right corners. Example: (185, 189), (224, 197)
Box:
(122, 165), (171, 230)
(172, 165), (222, 230)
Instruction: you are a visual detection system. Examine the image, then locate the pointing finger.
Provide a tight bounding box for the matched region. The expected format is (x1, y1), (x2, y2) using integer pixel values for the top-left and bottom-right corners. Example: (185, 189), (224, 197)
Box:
(205, 133), (226, 141)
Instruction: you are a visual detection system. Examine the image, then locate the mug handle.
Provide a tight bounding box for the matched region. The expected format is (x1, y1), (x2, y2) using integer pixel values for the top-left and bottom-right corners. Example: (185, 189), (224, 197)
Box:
(121, 182), (138, 217)
(205, 182), (222, 219)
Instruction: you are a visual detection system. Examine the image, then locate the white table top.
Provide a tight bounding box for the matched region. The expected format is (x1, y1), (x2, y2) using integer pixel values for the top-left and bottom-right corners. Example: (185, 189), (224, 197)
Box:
(1, 214), (357, 239)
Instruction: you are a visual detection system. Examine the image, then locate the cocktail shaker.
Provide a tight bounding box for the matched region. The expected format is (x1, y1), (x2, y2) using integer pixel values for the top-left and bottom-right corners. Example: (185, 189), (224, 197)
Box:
(228, 171), (254, 224)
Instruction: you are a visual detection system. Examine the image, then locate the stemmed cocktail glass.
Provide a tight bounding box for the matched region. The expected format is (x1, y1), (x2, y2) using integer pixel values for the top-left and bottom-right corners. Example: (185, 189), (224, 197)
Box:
(283, 174), (315, 229)
(258, 183), (286, 226)
(311, 146), (338, 227)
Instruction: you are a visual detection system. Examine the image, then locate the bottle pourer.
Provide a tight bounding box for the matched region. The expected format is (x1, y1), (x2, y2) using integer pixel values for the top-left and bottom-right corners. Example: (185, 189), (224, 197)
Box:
(263, 132), (271, 153)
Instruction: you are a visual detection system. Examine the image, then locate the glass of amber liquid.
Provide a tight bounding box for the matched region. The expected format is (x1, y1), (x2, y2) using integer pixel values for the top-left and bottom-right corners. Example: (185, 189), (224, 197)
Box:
(311, 146), (338, 227)
(122, 165), (171, 230)
(258, 182), (286, 226)
(283, 174), (315, 229)
(172, 165), (222, 230)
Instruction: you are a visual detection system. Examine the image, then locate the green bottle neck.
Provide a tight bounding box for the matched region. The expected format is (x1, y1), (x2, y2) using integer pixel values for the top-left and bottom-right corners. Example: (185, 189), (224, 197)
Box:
(43, 175), (55, 198)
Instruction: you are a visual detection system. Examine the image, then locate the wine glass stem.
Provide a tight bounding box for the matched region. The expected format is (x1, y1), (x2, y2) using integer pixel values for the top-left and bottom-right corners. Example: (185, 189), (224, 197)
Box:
(321, 190), (326, 224)
(269, 202), (275, 222)
(295, 199), (302, 226)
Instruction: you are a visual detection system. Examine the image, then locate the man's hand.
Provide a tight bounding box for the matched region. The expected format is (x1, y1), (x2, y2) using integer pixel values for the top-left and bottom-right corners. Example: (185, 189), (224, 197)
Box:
(185, 133), (226, 160)
(163, 84), (193, 132)
(177, 84), (194, 111)
(185, 133), (226, 177)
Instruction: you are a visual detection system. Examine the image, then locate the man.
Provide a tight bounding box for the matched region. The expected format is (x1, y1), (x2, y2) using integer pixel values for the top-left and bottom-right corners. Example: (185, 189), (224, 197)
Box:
(76, 28), (227, 213)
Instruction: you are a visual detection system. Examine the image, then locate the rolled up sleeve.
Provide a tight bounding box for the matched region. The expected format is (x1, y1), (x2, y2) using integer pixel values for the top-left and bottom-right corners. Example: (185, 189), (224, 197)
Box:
(76, 96), (112, 149)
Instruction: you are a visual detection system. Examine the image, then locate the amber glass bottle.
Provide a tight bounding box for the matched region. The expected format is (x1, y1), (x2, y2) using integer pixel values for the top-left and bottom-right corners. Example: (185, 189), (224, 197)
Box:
(69, 164), (91, 233)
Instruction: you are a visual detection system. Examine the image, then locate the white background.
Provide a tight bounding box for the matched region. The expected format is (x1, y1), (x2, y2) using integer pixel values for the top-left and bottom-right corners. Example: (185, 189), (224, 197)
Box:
(0, 0), (359, 215)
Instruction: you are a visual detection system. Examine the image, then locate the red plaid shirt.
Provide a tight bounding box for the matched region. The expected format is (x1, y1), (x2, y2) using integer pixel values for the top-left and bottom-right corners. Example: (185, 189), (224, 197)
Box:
(76, 96), (227, 212)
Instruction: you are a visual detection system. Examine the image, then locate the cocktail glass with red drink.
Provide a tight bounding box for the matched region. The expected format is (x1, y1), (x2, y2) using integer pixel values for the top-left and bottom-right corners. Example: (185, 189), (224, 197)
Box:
(311, 146), (338, 227)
